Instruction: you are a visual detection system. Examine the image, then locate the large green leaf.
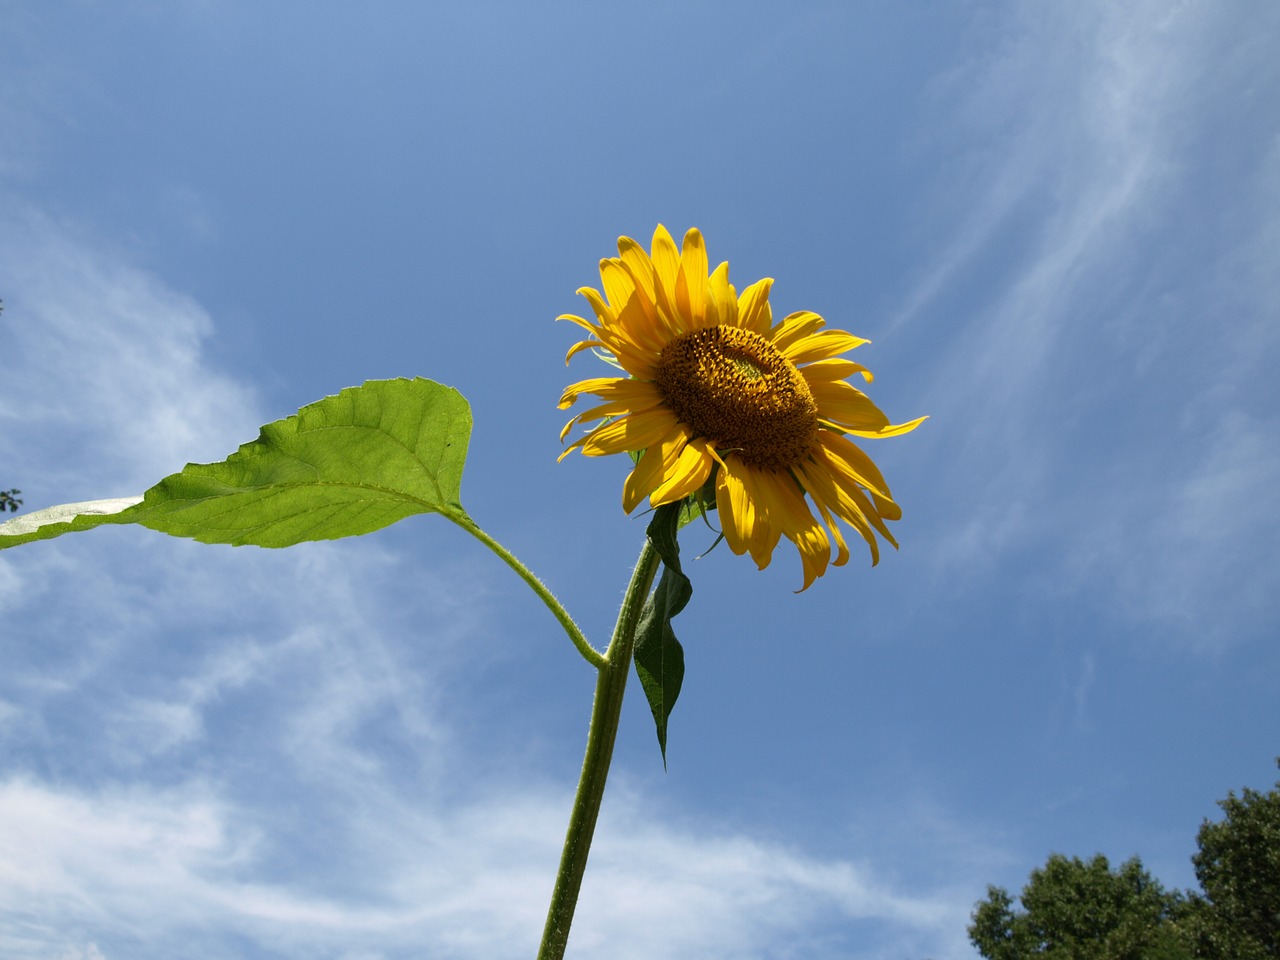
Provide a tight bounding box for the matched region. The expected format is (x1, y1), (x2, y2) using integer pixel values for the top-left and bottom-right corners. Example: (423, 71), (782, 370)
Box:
(633, 501), (692, 767)
(0, 378), (471, 550)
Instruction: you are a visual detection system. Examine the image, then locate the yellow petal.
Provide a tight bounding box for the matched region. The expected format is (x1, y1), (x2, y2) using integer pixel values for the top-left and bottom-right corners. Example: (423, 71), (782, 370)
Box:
(600, 256), (636, 308)
(623, 426), (691, 512)
(751, 469), (830, 590)
(844, 484), (899, 551)
(791, 523), (831, 592)
(736, 278), (774, 335)
(618, 236), (657, 299)
(812, 495), (851, 568)
(559, 393), (664, 441)
(675, 227), (708, 328)
(770, 310), (826, 351)
(705, 261), (735, 329)
(578, 285), (615, 325)
(650, 437), (714, 505)
(844, 415), (929, 439)
(781, 329), (870, 365)
(817, 430), (894, 500)
(732, 464), (786, 570)
(617, 238), (660, 328)
(556, 312), (602, 336)
(810, 380), (891, 430)
(559, 376), (623, 407)
(717, 463), (781, 569)
(808, 441), (899, 551)
(602, 263), (669, 358)
(650, 225), (681, 313)
(800, 358), (872, 383)
(715, 465), (754, 556)
(797, 460), (870, 566)
(580, 408), (679, 457)
(564, 338), (606, 364)
(871, 489), (901, 521)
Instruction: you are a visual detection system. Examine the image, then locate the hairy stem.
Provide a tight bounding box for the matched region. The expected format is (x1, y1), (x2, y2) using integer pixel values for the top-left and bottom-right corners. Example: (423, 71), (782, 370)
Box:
(537, 538), (661, 960)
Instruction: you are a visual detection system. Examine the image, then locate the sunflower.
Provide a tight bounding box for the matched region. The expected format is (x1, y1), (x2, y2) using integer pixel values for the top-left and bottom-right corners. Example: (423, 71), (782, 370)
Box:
(559, 226), (925, 590)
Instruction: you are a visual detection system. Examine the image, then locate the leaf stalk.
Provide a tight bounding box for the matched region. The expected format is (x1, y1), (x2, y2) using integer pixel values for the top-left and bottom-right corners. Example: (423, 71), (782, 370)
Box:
(452, 511), (605, 670)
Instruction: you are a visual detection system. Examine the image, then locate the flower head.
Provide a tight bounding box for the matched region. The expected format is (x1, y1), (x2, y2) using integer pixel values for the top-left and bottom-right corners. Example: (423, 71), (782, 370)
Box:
(559, 226), (925, 590)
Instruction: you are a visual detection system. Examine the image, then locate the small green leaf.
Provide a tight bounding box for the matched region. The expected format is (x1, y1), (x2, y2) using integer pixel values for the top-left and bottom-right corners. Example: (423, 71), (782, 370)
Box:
(0, 378), (472, 550)
(634, 500), (692, 767)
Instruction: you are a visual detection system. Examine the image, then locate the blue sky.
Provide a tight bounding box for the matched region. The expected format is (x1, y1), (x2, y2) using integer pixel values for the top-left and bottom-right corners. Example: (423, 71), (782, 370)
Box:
(1, 2), (1277, 958)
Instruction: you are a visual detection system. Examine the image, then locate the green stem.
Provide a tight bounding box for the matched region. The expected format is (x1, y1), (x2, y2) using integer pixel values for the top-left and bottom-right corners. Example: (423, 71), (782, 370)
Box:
(536, 538), (661, 960)
(450, 511), (605, 670)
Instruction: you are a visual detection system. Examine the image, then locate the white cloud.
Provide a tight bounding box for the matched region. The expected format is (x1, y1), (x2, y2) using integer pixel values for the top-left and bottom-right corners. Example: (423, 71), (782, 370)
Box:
(0, 774), (968, 960)
(575, 795), (968, 960)
(1, 523), (978, 957)
(0, 201), (258, 499)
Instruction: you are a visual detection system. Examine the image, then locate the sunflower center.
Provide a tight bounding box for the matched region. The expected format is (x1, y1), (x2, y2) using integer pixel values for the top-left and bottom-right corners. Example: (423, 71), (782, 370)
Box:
(654, 326), (818, 470)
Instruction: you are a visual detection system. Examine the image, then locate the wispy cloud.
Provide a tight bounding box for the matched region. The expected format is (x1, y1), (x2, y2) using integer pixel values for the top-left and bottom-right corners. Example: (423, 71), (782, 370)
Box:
(897, 1), (1280, 646)
(1071, 408), (1280, 649)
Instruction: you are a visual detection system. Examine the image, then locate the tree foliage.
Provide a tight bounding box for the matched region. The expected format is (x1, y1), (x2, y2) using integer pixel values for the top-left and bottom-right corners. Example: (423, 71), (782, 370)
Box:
(970, 766), (1279, 960)
(970, 854), (1190, 960)
(1186, 775), (1280, 959)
